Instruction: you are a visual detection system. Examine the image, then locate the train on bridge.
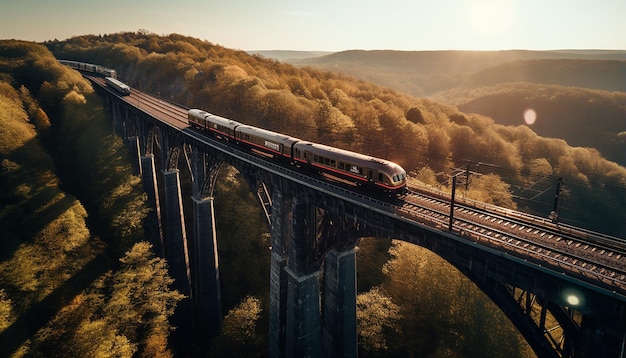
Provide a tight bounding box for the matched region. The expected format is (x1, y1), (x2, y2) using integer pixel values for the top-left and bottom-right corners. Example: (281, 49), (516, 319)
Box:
(58, 59), (117, 78)
(188, 108), (408, 193)
(104, 77), (131, 96)
(59, 60), (130, 96)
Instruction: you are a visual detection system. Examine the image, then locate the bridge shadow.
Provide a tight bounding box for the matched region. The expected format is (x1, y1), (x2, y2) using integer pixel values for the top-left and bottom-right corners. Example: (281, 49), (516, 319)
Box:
(1, 135), (79, 261)
(0, 251), (113, 357)
(0, 187), (76, 261)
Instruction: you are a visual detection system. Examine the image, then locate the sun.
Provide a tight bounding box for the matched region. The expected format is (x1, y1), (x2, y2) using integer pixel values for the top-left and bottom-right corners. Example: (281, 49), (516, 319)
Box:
(467, 0), (514, 35)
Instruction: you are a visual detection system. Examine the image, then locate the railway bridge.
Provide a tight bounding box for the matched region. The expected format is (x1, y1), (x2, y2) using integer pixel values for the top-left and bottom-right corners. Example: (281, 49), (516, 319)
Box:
(89, 75), (625, 358)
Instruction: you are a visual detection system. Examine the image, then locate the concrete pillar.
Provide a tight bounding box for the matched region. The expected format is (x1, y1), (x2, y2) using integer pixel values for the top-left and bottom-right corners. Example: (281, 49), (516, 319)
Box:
(192, 196), (222, 338)
(323, 247), (358, 358)
(161, 169), (191, 298)
(141, 154), (164, 255)
(269, 190), (289, 358)
(284, 195), (322, 357)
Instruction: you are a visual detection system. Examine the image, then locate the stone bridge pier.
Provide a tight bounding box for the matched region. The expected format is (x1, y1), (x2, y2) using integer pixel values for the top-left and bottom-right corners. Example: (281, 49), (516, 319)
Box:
(268, 189), (359, 358)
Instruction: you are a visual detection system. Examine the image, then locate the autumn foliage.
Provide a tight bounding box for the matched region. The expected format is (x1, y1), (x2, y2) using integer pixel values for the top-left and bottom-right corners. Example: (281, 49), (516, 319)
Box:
(0, 40), (181, 357)
(47, 32), (626, 235)
(1, 31), (625, 357)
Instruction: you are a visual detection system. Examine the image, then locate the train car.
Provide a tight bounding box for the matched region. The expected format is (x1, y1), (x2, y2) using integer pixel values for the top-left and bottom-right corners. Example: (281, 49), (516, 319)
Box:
(105, 77), (131, 96)
(59, 60), (117, 78)
(235, 125), (300, 159)
(187, 108), (408, 193)
(293, 141), (407, 192)
(188, 109), (241, 139)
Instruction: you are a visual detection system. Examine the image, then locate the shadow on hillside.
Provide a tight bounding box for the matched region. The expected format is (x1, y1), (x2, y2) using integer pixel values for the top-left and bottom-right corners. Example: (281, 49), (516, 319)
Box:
(0, 187), (76, 261)
(0, 135), (79, 262)
(0, 252), (113, 356)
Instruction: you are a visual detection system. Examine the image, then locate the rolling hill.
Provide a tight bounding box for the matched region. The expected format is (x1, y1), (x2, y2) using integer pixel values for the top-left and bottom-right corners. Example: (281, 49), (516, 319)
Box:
(285, 49), (626, 166)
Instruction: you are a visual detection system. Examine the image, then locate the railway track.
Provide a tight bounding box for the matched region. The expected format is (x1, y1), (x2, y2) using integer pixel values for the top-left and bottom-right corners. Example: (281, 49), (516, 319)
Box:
(129, 89), (188, 124)
(397, 188), (626, 292)
(89, 76), (188, 126)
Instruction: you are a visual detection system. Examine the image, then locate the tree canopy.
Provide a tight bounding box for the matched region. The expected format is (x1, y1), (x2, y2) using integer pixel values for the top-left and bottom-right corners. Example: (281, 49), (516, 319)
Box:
(0, 40), (180, 357)
(46, 32), (626, 235)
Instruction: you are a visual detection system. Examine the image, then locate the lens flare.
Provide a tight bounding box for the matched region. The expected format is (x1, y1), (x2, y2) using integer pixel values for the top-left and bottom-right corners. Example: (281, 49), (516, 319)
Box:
(523, 108), (537, 125)
(566, 294), (580, 306)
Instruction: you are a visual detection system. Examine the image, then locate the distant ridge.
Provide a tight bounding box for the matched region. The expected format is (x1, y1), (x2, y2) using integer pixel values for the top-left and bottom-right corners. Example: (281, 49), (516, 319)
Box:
(289, 49), (626, 74)
(282, 49), (626, 96)
(247, 50), (333, 61)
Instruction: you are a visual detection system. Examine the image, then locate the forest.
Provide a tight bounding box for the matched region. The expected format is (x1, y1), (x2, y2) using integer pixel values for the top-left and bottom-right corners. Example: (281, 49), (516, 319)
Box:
(46, 32), (626, 236)
(0, 31), (624, 357)
(290, 50), (626, 169)
(0, 40), (182, 357)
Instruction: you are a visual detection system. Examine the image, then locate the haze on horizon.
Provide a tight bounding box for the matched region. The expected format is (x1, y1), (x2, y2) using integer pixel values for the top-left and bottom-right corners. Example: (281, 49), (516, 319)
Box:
(1, 0), (625, 52)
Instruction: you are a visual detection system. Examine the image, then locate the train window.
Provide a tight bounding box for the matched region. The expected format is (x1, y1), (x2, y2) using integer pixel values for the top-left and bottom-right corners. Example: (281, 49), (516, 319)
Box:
(339, 162), (344, 170)
(314, 155), (319, 162)
(330, 160), (336, 167)
(325, 158), (330, 166)
(379, 173), (383, 182)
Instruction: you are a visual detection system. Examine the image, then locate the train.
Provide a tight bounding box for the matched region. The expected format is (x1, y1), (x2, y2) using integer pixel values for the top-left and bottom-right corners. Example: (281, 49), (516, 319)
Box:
(188, 108), (407, 193)
(104, 77), (131, 96)
(58, 59), (117, 78)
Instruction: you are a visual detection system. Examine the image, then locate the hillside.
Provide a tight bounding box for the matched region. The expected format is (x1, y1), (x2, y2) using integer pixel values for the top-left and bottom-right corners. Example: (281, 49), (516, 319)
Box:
(0, 40), (182, 357)
(0, 31), (619, 357)
(45, 32), (626, 237)
(288, 49), (626, 97)
(248, 50), (333, 61)
(464, 59), (626, 92)
(445, 84), (626, 165)
(433, 60), (626, 166)
(288, 48), (626, 172)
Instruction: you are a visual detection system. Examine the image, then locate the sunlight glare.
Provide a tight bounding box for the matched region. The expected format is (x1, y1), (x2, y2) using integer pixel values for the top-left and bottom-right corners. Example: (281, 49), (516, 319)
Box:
(523, 108), (537, 125)
(468, 0), (514, 35)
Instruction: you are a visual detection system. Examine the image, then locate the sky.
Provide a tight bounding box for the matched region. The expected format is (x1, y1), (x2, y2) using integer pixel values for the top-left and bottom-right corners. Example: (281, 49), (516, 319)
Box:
(1, 0), (625, 52)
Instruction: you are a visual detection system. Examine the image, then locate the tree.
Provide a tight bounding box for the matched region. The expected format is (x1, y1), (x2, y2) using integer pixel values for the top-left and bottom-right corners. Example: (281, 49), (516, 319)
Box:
(467, 173), (517, 209)
(406, 106), (426, 124)
(357, 287), (402, 356)
(0, 289), (12, 332)
(104, 242), (184, 346)
(210, 296), (264, 357)
(69, 319), (137, 358)
(381, 240), (534, 357)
